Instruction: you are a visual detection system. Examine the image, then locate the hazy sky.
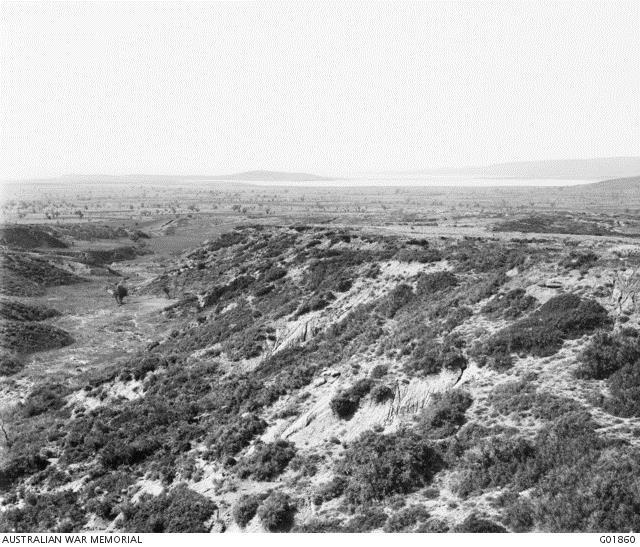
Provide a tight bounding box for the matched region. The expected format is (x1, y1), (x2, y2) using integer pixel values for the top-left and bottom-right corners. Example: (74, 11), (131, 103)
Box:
(1, 1), (639, 179)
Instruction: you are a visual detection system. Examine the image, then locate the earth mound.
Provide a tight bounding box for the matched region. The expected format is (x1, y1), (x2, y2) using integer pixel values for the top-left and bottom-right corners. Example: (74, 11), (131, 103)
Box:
(0, 225), (68, 249)
(0, 320), (74, 353)
(0, 252), (85, 296)
(0, 298), (61, 322)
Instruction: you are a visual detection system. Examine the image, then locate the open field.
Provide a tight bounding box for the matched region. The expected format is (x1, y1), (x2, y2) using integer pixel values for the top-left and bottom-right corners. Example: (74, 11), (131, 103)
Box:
(1, 177), (640, 533)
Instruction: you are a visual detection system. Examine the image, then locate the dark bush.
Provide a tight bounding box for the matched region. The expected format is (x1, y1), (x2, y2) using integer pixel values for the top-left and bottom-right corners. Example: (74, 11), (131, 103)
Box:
(0, 299), (60, 322)
(288, 452), (322, 477)
(502, 496), (535, 532)
(295, 291), (336, 317)
(232, 494), (261, 528)
(330, 379), (374, 419)
(603, 360), (640, 417)
(292, 518), (345, 532)
(575, 330), (640, 380)
(418, 390), (473, 438)
(22, 383), (70, 417)
(480, 294), (611, 361)
(371, 384), (394, 404)
(454, 513), (507, 533)
(342, 507), (388, 532)
(417, 518), (450, 532)
(560, 250), (599, 271)
(257, 491), (296, 532)
(0, 350), (23, 376)
(207, 413), (268, 460)
(489, 378), (584, 420)
(453, 409), (640, 531)
(481, 289), (537, 319)
(313, 476), (347, 505)
(235, 440), (297, 481)
(395, 248), (442, 264)
(406, 337), (468, 376)
(336, 429), (442, 504)
(130, 354), (167, 381)
(383, 504), (430, 532)
(0, 490), (86, 532)
(379, 283), (415, 317)
(370, 364), (388, 379)
(0, 320), (74, 354)
(120, 485), (217, 532)
(415, 271), (458, 295)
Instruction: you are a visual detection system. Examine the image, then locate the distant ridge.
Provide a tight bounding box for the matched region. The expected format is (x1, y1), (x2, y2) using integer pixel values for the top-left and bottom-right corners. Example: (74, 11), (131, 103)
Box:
(406, 157), (640, 180)
(206, 170), (333, 182)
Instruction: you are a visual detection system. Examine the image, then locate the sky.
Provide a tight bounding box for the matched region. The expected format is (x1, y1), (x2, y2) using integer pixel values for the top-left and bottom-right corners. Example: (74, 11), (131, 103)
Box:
(1, 1), (639, 179)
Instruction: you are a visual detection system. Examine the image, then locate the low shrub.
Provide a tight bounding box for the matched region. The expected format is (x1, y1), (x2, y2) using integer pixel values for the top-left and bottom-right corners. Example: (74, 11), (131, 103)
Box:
(489, 378), (584, 420)
(257, 491), (296, 532)
(0, 490), (86, 532)
(502, 495), (535, 532)
(454, 514), (507, 533)
(235, 440), (297, 481)
(0, 350), (23, 376)
(232, 494), (261, 528)
(406, 338), (467, 376)
(415, 271), (458, 295)
(575, 330), (640, 380)
(481, 289), (537, 319)
(295, 292), (336, 317)
(0, 299), (60, 322)
(560, 250), (599, 272)
(370, 364), (388, 379)
(479, 294), (611, 361)
(418, 390), (473, 438)
(120, 485), (217, 532)
(207, 413), (268, 460)
(288, 452), (323, 477)
(453, 410), (640, 531)
(371, 384), (394, 404)
(417, 518), (450, 532)
(336, 429), (442, 504)
(603, 360), (640, 417)
(0, 320), (74, 354)
(330, 379), (374, 419)
(379, 283), (415, 318)
(395, 248), (442, 264)
(342, 507), (388, 532)
(22, 383), (70, 417)
(313, 476), (347, 505)
(383, 504), (430, 532)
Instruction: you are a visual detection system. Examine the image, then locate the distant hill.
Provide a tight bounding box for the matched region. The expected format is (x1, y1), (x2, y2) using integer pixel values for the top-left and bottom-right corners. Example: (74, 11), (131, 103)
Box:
(409, 157), (640, 180)
(563, 175), (640, 200)
(207, 170), (333, 182)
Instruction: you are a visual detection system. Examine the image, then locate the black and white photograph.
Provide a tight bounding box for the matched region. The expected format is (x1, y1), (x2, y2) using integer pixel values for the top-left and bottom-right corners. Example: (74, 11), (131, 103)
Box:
(1, 0), (639, 538)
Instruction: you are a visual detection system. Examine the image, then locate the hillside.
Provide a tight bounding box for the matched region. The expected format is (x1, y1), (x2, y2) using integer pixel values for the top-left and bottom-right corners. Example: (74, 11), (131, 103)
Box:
(571, 175), (640, 194)
(1, 223), (640, 533)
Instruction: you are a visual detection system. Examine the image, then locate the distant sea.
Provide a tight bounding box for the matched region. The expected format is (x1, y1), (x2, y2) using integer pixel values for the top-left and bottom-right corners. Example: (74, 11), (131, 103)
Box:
(236, 175), (602, 188)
